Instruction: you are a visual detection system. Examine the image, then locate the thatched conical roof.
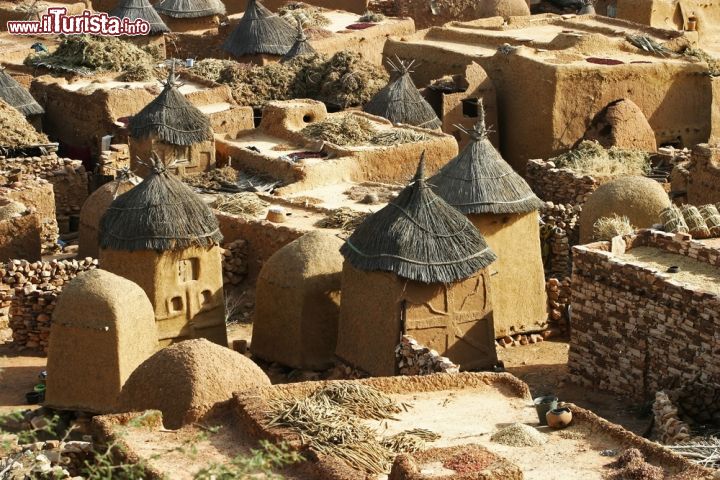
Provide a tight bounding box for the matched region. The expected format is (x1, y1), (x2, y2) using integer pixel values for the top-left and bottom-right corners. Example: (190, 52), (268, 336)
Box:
(99, 156), (223, 252)
(363, 58), (442, 130)
(281, 18), (316, 62)
(341, 154), (496, 284)
(154, 0), (225, 18)
(222, 0), (295, 58)
(129, 67), (212, 146)
(110, 0), (169, 34)
(0, 69), (43, 117)
(430, 103), (544, 215)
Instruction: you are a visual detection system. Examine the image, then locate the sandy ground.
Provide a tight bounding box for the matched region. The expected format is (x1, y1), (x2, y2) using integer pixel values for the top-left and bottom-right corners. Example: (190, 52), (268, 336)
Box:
(366, 389), (622, 480)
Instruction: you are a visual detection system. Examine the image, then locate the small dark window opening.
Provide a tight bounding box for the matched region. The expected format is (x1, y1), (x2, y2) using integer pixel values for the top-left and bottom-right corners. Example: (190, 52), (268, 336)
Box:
(303, 114), (315, 123)
(253, 107), (263, 127)
(462, 98), (480, 118)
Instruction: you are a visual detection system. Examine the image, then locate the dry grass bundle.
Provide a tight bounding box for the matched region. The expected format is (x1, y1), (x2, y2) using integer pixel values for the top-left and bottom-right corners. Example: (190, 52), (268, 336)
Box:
(278, 2), (331, 27)
(364, 58), (441, 129)
(210, 192), (269, 217)
(342, 156), (496, 283)
(592, 214), (635, 241)
(0, 98), (49, 147)
(316, 207), (369, 231)
(184, 166), (239, 190)
(550, 140), (651, 178)
(684, 48), (720, 77)
(191, 59), (239, 83)
(359, 11), (386, 22)
(680, 204), (711, 239)
(219, 62), (298, 105)
(699, 204), (720, 237)
(0, 68), (43, 116)
(370, 128), (430, 146)
(25, 35), (156, 80)
(0, 200), (27, 221)
(609, 448), (663, 480)
(660, 205), (688, 234)
(345, 183), (401, 203)
(265, 382), (438, 474)
(312, 51), (389, 108)
(301, 114), (376, 146)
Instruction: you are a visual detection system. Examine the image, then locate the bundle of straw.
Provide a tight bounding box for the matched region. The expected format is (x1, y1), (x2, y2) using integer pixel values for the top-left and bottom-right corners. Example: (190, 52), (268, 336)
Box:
(659, 205), (688, 234)
(699, 204), (720, 237)
(680, 205), (710, 239)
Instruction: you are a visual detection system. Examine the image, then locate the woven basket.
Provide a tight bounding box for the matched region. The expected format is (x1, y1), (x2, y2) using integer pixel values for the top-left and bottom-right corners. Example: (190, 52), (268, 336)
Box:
(680, 204), (711, 239)
(699, 204), (720, 237)
(660, 205), (688, 234)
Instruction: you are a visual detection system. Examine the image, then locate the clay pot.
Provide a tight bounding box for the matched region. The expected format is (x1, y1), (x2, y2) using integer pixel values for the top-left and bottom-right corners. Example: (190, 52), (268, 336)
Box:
(266, 207), (287, 223)
(534, 395), (558, 425)
(546, 407), (573, 429)
(687, 17), (697, 31)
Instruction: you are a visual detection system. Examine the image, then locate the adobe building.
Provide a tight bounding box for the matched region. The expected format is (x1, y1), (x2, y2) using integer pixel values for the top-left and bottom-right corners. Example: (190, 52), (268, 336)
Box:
(129, 68), (216, 177)
(336, 157), (499, 376)
(99, 156), (228, 347)
(430, 114), (548, 338)
(44, 269), (158, 413)
(384, 14), (718, 172)
(672, 143), (720, 205)
(215, 99), (458, 195)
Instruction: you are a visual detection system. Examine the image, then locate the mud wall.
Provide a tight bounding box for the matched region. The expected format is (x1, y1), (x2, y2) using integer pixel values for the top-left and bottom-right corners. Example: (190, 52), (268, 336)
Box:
(393, 0), (530, 29)
(0, 214), (42, 263)
(683, 143), (720, 205)
(223, 0), (370, 15)
(569, 229), (720, 401)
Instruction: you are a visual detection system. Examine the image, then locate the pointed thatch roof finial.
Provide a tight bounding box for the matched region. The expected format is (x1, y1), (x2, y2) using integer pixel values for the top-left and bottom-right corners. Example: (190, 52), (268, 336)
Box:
(129, 69), (211, 146)
(109, 0), (170, 34)
(429, 104), (544, 215)
(281, 17), (316, 62)
(0, 67), (44, 117)
(340, 153), (496, 284)
(222, 0), (295, 58)
(363, 56), (442, 130)
(100, 153), (223, 252)
(154, 0), (225, 19)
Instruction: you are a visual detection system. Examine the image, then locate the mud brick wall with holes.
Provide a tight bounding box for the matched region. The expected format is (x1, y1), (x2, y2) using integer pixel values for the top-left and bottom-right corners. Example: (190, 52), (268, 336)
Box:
(526, 159), (600, 206)
(0, 154), (88, 232)
(4, 258), (98, 353)
(568, 229), (720, 401)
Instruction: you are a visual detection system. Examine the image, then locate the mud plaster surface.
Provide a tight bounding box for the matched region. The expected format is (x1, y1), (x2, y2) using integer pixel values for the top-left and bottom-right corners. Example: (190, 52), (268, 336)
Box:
(365, 389), (622, 480)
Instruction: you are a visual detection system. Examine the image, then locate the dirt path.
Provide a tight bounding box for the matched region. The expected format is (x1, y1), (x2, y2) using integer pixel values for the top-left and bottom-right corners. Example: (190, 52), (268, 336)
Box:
(0, 343), (47, 415)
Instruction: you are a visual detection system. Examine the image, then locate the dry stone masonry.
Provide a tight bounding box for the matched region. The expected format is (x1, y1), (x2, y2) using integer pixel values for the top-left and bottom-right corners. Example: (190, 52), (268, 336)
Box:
(526, 159), (599, 205)
(395, 335), (460, 375)
(221, 239), (249, 286)
(4, 258), (98, 352)
(540, 201), (580, 278)
(569, 230), (720, 401)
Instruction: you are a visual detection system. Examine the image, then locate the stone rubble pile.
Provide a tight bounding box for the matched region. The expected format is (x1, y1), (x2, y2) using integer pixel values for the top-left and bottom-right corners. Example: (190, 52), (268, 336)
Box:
(540, 201), (580, 278)
(222, 239), (249, 286)
(396, 335), (459, 375)
(4, 258), (98, 352)
(546, 276), (571, 336)
(653, 391), (691, 445)
(526, 159), (599, 205)
(495, 333), (545, 348)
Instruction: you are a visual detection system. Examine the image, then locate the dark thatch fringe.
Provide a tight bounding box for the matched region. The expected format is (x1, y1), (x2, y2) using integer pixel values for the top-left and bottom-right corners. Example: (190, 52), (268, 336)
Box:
(341, 153), (496, 284)
(222, 0), (295, 58)
(154, 0), (225, 18)
(99, 156), (223, 252)
(429, 102), (544, 215)
(363, 57), (442, 130)
(281, 18), (316, 62)
(129, 68), (212, 145)
(110, 0), (170, 34)
(0, 68), (44, 116)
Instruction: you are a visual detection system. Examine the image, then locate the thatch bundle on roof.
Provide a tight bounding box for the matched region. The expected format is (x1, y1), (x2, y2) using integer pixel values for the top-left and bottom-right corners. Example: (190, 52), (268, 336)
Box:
(282, 19), (316, 62)
(363, 58), (442, 130)
(109, 0), (170, 34)
(99, 156), (223, 252)
(0, 98), (49, 148)
(430, 104), (544, 214)
(0, 68), (43, 117)
(129, 68), (212, 146)
(223, 0), (295, 58)
(341, 154), (496, 284)
(154, 0), (225, 18)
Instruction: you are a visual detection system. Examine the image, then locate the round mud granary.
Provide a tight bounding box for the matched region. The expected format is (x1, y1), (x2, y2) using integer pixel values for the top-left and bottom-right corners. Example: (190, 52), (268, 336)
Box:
(583, 99), (657, 152)
(78, 176), (137, 259)
(118, 338), (271, 429)
(252, 231), (344, 370)
(579, 176), (670, 243)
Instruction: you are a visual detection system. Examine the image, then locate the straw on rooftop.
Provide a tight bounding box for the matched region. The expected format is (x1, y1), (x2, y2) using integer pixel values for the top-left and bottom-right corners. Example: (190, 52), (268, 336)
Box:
(154, 0), (225, 18)
(129, 68), (212, 145)
(223, 0), (296, 58)
(99, 155), (223, 252)
(109, 0), (169, 34)
(0, 68), (44, 117)
(430, 103), (544, 215)
(282, 18), (316, 62)
(341, 154), (496, 284)
(363, 57), (442, 130)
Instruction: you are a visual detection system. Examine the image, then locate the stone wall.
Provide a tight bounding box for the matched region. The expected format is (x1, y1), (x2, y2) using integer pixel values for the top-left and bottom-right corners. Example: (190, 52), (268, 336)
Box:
(569, 229), (720, 401)
(676, 144), (720, 205)
(5, 258), (98, 353)
(395, 335), (459, 375)
(526, 159), (599, 205)
(540, 202), (580, 278)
